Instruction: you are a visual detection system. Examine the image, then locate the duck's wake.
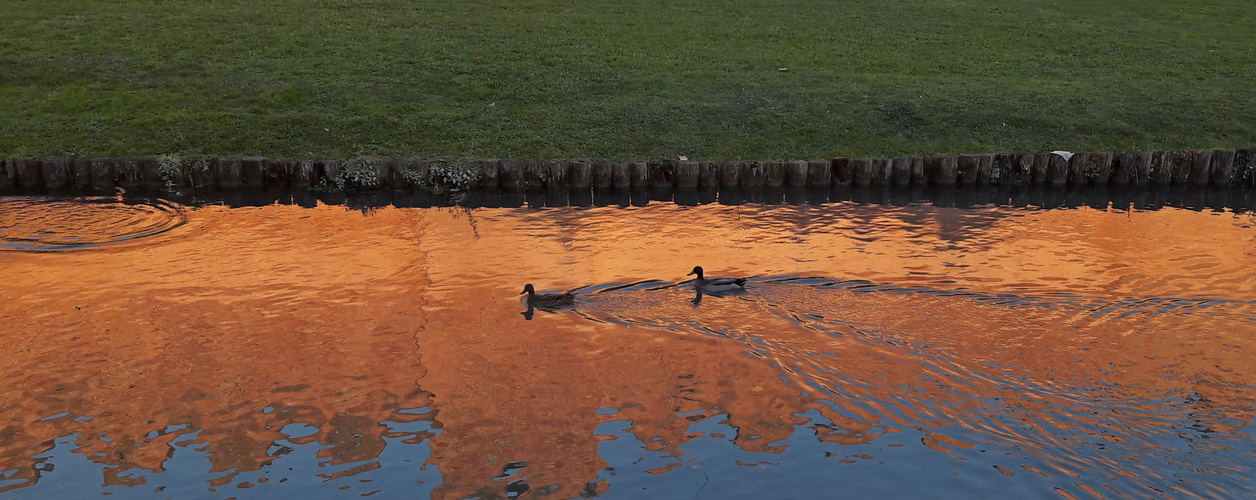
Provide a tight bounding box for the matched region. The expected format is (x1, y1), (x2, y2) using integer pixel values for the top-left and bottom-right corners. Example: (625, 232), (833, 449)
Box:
(530, 276), (1256, 496)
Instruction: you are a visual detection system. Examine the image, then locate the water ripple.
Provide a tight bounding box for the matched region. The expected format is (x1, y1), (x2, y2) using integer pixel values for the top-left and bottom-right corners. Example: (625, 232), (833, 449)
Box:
(552, 277), (1256, 496)
(0, 196), (187, 252)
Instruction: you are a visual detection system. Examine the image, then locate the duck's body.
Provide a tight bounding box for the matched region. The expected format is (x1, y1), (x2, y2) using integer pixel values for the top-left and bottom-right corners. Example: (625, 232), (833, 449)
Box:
(521, 283), (575, 307)
(687, 266), (747, 294)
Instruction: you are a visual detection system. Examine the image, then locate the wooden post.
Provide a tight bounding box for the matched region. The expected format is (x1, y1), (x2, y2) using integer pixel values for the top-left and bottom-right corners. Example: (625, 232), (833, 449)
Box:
(1110, 151), (1136, 186)
(871, 157), (891, 185)
(649, 160), (676, 190)
(849, 158), (873, 186)
(832, 157), (853, 186)
(218, 157), (243, 189)
(526, 160), (552, 190)
(957, 154), (981, 185)
(1067, 154), (1087, 185)
(1085, 152), (1113, 185)
(15, 158), (42, 191)
(807, 160), (831, 187)
(740, 161), (765, 187)
(890, 156), (912, 186)
(569, 159), (593, 189)
(699, 161), (720, 188)
(990, 154), (1011, 185)
(719, 161), (740, 188)
(592, 162), (613, 189)
(1006, 153), (1032, 186)
(765, 161), (786, 187)
(0, 159), (14, 193)
(1149, 150), (1172, 185)
(1189, 149), (1213, 186)
(787, 160), (808, 186)
(1134, 151), (1153, 185)
(187, 156), (214, 189)
(88, 158), (116, 191)
(909, 156), (927, 186)
(1231, 149), (1254, 187)
(1209, 149), (1235, 186)
(1168, 150), (1194, 185)
(292, 159), (316, 189)
(676, 160), (699, 188)
(268, 159), (295, 189)
(928, 155), (958, 186)
(495, 159), (522, 190)
(1047, 153), (1069, 186)
(976, 154), (994, 184)
(71, 158), (92, 190)
(1030, 153), (1050, 185)
(612, 162), (632, 188)
(116, 156), (143, 190)
(42, 157), (70, 190)
(629, 162), (649, 188)
(241, 156), (267, 189)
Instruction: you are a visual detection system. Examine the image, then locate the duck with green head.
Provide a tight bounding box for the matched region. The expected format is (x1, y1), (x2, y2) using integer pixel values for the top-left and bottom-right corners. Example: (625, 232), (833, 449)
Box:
(687, 266), (747, 294)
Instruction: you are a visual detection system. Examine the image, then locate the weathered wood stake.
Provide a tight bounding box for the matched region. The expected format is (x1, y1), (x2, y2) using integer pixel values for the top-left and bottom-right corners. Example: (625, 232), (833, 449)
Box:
(592, 162), (613, 189)
(832, 158), (853, 186)
(42, 158), (69, 190)
(1208, 149), (1234, 186)
(15, 158), (42, 190)
(676, 161), (699, 188)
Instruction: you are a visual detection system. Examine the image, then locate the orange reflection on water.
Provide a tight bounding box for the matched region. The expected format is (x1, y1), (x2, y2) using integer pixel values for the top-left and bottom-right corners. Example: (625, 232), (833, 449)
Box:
(1, 199), (1254, 498)
(413, 202), (1256, 497)
(1, 204), (434, 491)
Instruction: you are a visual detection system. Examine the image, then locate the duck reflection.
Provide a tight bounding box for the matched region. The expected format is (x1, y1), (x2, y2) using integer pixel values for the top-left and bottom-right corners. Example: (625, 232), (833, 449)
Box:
(690, 287), (750, 306)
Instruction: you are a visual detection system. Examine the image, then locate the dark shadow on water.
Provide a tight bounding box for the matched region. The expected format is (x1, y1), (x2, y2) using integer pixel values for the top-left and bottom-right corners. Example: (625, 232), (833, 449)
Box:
(138, 185), (1256, 213)
(31, 184), (1256, 213)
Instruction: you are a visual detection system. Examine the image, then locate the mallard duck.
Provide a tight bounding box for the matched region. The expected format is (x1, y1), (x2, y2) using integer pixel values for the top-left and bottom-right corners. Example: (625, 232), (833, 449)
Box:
(687, 266), (747, 293)
(520, 283), (575, 307)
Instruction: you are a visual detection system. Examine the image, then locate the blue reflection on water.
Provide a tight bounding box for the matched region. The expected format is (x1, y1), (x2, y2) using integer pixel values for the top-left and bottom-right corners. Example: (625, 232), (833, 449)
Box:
(7, 418), (442, 499)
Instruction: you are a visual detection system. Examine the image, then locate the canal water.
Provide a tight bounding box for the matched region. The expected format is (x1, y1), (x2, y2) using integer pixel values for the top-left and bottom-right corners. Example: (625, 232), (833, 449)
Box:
(1, 195), (1254, 499)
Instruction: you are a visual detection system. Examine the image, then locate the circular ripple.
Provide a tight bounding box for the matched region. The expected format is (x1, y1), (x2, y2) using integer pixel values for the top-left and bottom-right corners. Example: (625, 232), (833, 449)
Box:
(0, 196), (187, 252)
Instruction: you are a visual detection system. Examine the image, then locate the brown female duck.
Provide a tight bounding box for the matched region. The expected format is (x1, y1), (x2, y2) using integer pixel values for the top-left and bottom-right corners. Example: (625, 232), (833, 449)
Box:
(520, 283), (575, 307)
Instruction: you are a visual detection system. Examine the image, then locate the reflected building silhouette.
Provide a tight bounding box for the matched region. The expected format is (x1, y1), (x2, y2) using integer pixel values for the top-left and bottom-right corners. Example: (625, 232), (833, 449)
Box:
(2, 201), (1254, 498)
(412, 201), (1255, 497)
(0, 205), (437, 493)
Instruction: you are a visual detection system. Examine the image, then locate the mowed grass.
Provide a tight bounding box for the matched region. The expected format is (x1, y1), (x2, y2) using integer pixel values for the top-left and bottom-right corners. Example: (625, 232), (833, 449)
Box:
(1, 0), (1253, 160)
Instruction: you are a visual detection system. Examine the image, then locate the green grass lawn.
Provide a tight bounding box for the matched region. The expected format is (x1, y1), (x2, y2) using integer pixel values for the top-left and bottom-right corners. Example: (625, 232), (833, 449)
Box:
(1, 0), (1252, 160)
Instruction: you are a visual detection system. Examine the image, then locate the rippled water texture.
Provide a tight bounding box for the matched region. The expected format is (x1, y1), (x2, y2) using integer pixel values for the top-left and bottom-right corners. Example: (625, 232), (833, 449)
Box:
(1, 197), (1254, 499)
(0, 197), (186, 252)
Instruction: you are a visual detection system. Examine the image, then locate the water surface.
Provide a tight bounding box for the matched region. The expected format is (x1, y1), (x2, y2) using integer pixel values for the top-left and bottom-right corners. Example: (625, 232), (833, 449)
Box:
(1, 196), (1254, 499)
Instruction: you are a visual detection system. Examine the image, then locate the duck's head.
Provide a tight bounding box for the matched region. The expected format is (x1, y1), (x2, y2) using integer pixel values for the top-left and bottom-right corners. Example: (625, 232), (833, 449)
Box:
(521, 283), (536, 295)
(687, 266), (704, 278)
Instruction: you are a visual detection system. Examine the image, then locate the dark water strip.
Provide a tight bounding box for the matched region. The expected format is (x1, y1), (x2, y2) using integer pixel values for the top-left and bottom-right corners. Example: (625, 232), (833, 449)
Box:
(68, 185), (1256, 213)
